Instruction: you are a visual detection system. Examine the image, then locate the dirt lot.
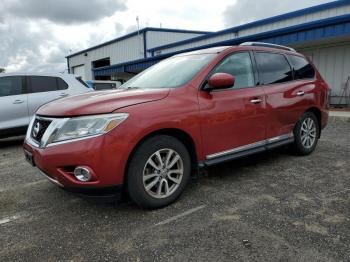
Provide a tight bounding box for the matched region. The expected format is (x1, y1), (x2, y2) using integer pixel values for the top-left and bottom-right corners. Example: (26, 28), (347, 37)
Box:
(0, 119), (349, 262)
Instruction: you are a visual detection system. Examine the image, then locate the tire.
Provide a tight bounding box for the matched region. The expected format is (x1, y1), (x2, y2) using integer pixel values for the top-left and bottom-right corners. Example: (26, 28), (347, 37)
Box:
(127, 135), (191, 209)
(291, 112), (319, 156)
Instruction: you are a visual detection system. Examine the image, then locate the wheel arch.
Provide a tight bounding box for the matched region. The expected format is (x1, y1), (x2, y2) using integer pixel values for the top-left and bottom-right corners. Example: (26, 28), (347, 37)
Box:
(125, 128), (199, 184)
(305, 106), (322, 138)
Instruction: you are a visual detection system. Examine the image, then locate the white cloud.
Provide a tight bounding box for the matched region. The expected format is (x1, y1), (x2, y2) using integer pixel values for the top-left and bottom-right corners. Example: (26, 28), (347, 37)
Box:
(0, 0), (127, 24)
(223, 0), (331, 27)
(119, 0), (232, 31)
(1, 0), (233, 74)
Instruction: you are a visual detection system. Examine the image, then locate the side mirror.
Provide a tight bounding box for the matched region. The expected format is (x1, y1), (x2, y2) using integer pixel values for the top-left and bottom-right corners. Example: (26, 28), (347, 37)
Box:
(206, 73), (235, 91)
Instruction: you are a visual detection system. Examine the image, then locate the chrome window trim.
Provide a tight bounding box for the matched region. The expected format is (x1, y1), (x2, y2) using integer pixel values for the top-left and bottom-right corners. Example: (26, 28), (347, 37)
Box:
(206, 133), (293, 160)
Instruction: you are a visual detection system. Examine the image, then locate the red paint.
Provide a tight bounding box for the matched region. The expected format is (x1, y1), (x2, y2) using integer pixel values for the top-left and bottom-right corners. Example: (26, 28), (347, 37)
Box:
(23, 45), (329, 190)
(208, 73), (235, 89)
(37, 88), (170, 116)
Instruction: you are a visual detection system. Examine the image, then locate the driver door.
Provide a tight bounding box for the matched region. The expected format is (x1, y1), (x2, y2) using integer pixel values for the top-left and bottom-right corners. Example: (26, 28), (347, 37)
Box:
(198, 52), (266, 163)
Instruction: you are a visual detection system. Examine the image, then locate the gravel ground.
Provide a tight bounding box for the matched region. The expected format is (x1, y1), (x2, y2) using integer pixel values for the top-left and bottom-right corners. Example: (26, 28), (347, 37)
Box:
(0, 119), (349, 262)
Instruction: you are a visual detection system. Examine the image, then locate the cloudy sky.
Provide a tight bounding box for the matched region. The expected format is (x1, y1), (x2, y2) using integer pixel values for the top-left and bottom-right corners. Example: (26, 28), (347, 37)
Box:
(0, 0), (330, 73)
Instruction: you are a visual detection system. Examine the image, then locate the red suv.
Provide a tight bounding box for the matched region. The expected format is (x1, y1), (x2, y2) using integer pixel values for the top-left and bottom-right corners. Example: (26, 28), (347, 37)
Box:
(23, 43), (330, 208)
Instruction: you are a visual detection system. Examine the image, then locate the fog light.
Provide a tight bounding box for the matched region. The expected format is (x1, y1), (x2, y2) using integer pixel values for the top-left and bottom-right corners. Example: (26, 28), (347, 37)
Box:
(74, 167), (91, 182)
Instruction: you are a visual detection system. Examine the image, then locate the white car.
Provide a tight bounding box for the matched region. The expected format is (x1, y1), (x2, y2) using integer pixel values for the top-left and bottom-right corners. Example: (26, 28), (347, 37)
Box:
(0, 73), (92, 139)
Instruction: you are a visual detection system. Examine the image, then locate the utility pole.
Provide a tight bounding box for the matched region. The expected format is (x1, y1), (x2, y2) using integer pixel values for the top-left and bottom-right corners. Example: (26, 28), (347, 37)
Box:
(136, 16), (143, 57)
(136, 16), (140, 35)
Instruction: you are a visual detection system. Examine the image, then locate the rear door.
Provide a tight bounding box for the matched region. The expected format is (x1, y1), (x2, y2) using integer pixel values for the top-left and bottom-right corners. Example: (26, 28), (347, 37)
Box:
(254, 51), (302, 140)
(27, 76), (69, 117)
(198, 52), (266, 161)
(0, 76), (29, 132)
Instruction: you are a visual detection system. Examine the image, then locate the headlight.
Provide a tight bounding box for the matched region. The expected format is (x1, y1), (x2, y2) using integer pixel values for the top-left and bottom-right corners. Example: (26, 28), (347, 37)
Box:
(49, 113), (128, 144)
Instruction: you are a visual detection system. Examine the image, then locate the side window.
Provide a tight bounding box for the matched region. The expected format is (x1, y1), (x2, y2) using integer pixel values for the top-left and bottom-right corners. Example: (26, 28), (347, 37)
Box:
(287, 55), (315, 79)
(29, 76), (58, 93)
(0, 76), (23, 97)
(76, 77), (90, 88)
(255, 52), (293, 85)
(212, 52), (255, 89)
(57, 78), (69, 90)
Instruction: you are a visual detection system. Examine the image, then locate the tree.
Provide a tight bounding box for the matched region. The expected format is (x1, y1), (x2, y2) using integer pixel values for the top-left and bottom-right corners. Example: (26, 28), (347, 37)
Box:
(0, 68), (5, 73)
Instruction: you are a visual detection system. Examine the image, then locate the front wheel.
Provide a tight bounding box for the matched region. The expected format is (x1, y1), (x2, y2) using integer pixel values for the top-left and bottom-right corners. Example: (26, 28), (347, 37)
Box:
(291, 112), (319, 155)
(127, 135), (191, 209)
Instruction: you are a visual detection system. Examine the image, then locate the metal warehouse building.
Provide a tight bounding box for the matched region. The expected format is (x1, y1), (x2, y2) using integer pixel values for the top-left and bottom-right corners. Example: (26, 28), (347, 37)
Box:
(66, 28), (210, 81)
(67, 0), (350, 105)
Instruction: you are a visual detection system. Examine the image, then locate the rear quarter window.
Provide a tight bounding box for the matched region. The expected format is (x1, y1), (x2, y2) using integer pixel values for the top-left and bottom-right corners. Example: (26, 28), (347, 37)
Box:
(255, 52), (293, 85)
(29, 76), (58, 93)
(57, 78), (69, 90)
(287, 55), (315, 79)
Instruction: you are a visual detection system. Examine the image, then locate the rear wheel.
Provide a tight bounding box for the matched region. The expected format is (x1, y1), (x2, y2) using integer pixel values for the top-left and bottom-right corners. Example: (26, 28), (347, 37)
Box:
(291, 112), (319, 155)
(127, 135), (191, 209)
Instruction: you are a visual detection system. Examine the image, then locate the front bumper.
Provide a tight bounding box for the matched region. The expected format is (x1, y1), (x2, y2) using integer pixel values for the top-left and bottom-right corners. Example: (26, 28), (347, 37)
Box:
(23, 129), (131, 191)
(37, 166), (124, 199)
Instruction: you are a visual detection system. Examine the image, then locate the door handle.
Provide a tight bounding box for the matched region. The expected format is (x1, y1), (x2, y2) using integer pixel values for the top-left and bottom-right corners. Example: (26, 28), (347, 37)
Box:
(250, 98), (263, 104)
(59, 93), (68, 97)
(13, 99), (24, 104)
(297, 91), (305, 96)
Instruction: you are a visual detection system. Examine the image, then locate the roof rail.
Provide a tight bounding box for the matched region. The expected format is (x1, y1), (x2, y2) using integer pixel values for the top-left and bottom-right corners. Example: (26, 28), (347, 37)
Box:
(240, 42), (296, 52)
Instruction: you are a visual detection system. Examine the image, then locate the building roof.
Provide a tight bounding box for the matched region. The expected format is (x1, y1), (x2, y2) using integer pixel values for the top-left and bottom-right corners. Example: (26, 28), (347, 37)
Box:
(93, 12), (350, 77)
(147, 0), (350, 52)
(66, 27), (211, 59)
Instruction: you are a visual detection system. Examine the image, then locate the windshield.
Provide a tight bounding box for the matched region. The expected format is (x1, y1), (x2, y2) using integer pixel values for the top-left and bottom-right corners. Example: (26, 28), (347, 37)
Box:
(121, 54), (215, 89)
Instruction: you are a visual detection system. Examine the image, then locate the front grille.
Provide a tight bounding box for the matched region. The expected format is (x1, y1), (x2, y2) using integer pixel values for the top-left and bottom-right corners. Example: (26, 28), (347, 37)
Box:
(31, 118), (52, 142)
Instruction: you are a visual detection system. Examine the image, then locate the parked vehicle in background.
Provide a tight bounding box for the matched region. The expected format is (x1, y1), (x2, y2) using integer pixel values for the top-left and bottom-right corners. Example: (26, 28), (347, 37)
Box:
(23, 43), (330, 209)
(0, 73), (91, 138)
(86, 80), (122, 90)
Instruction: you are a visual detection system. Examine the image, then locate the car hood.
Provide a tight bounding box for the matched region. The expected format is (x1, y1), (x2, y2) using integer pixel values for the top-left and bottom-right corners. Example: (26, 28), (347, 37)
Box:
(37, 88), (170, 116)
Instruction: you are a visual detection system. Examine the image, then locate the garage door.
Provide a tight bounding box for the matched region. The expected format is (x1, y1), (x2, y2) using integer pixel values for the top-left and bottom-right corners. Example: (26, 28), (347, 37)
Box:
(72, 65), (85, 80)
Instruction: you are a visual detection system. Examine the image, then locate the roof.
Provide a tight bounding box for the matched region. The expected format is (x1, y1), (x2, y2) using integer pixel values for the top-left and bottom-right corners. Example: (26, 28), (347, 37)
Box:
(147, 0), (350, 52)
(66, 27), (211, 59)
(145, 13), (350, 57)
(174, 46), (231, 56)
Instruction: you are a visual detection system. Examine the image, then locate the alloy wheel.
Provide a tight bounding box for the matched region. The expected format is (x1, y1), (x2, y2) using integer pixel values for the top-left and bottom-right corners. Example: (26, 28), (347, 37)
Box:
(300, 117), (317, 149)
(142, 148), (184, 199)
